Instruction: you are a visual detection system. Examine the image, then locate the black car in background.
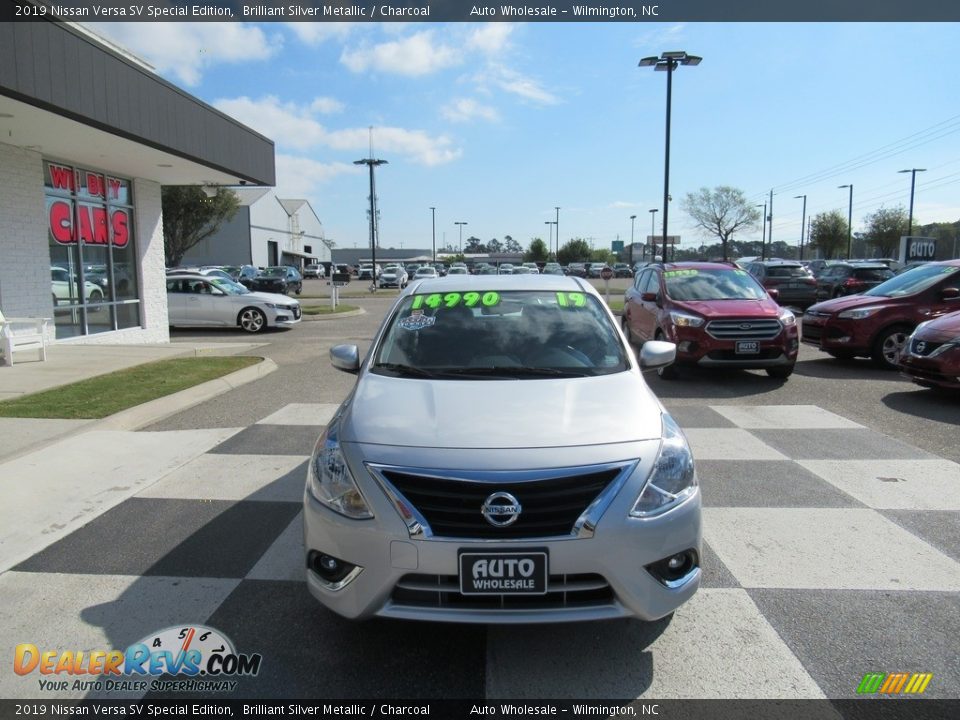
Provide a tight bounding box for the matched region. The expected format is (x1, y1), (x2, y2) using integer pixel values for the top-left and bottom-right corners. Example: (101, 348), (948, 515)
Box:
(746, 260), (818, 309)
(247, 266), (303, 295)
(222, 265), (260, 286)
(815, 262), (894, 300)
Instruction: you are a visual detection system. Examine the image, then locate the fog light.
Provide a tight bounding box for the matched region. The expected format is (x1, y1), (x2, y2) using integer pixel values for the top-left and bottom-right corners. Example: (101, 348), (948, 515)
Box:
(678, 341), (693, 353)
(645, 550), (699, 587)
(308, 550), (357, 584)
(667, 553), (685, 569)
(837, 336), (852, 344)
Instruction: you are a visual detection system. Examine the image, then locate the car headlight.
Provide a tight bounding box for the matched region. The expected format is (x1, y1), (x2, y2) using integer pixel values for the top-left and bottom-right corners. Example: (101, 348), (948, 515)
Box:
(928, 339), (960, 358)
(263, 303), (277, 309)
(630, 414), (697, 518)
(669, 311), (704, 328)
(308, 421), (373, 519)
(778, 308), (796, 326)
(838, 306), (883, 320)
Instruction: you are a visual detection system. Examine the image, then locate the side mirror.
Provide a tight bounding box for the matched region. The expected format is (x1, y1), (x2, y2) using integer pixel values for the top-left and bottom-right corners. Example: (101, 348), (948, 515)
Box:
(941, 287), (959, 300)
(640, 292), (658, 303)
(767, 288), (780, 301)
(330, 344), (360, 374)
(210, 287), (225, 296)
(639, 340), (676, 371)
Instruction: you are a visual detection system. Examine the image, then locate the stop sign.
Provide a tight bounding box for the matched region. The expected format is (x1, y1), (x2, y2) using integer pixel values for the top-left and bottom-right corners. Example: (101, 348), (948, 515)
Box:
(600, 266), (614, 280)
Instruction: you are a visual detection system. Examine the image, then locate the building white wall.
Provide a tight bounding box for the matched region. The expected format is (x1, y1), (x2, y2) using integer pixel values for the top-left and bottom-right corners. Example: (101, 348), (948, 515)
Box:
(0, 143), (51, 337)
(248, 194), (331, 267)
(0, 142), (168, 345)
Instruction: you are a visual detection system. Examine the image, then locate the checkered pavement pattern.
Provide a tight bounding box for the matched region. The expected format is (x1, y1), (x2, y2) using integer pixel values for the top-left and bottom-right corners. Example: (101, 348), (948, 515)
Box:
(1, 403), (958, 700)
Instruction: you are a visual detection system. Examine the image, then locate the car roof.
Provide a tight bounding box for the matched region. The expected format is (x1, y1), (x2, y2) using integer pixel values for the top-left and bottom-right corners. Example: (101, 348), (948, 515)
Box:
(402, 274), (598, 295)
(751, 259), (803, 266)
(653, 261), (741, 272)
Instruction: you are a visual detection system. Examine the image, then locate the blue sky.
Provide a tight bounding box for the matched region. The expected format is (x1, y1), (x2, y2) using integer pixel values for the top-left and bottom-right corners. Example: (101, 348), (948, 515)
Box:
(88, 21), (960, 254)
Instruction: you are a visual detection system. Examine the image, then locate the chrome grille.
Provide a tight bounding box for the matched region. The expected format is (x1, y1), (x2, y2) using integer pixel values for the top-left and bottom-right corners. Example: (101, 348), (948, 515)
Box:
(910, 339), (944, 357)
(705, 319), (782, 340)
(391, 573), (614, 610)
(371, 462), (632, 540)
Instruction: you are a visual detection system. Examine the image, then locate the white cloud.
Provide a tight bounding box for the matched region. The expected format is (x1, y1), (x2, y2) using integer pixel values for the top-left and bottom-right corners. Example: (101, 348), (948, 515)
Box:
(466, 24), (514, 55)
(285, 21), (359, 45)
(481, 64), (560, 105)
(442, 98), (500, 124)
(340, 30), (460, 76)
(85, 22), (278, 86)
(274, 154), (360, 199)
(609, 201), (640, 209)
(634, 23), (687, 50)
(213, 96), (461, 166)
(310, 97), (345, 114)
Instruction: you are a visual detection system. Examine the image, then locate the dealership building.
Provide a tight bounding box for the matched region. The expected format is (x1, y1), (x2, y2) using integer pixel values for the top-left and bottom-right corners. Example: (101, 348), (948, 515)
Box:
(0, 20), (275, 344)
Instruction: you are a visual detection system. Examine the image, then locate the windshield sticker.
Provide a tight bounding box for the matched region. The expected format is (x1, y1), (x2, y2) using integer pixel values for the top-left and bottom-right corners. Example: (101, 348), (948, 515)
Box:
(556, 292), (586, 307)
(411, 291), (499, 309)
(398, 311), (436, 331)
(664, 269), (699, 278)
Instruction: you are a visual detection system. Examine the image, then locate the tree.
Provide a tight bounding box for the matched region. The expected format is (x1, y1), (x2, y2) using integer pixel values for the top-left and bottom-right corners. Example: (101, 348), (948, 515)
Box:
(525, 238), (549, 262)
(557, 238), (592, 265)
(808, 210), (849, 259)
(863, 206), (908, 258)
(464, 236), (486, 254)
(503, 235), (523, 254)
(487, 238), (503, 254)
(680, 186), (760, 262)
(162, 186), (240, 267)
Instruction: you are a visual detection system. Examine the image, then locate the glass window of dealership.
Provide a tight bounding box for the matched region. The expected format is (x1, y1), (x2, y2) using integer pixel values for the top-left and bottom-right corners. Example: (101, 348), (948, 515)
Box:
(44, 160), (141, 338)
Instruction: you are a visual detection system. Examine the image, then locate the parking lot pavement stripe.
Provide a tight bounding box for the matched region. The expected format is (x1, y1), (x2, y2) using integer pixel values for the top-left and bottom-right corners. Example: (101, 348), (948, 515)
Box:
(698, 460), (865, 508)
(751, 428), (939, 461)
(485, 589), (824, 699)
(699, 541), (740, 588)
(703, 508), (960, 591)
(709, 405), (865, 430)
(255, 403), (340, 426)
(662, 405), (737, 429)
(748, 588), (960, 698)
(14, 498), (301, 579)
(247, 512), (305, 582)
(0, 427), (243, 573)
(683, 429), (788, 461)
(0, 571), (239, 700)
(796, 459), (960, 510)
(206, 424), (324, 456)
(148, 579), (487, 699)
(880, 510), (960, 564)
(136, 454), (308, 503)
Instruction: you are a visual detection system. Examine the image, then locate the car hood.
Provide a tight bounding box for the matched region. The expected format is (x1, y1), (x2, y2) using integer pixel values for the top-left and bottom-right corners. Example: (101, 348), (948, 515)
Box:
(673, 298), (780, 319)
(341, 371), (663, 449)
(245, 291), (297, 305)
(807, 294), (893, 314)
(914, 309), (960, 340)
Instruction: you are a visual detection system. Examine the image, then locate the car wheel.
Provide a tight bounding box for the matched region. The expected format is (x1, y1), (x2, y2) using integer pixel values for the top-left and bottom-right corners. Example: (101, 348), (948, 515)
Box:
(655, 331), (678, 380)
(238, 307), (267, 333)
(766, 364), (794, 379)
(295, 286), (302, 295)
(871, 325), (910, 370)
(89, 289), (103, 302)
(621, 316), (636, 345)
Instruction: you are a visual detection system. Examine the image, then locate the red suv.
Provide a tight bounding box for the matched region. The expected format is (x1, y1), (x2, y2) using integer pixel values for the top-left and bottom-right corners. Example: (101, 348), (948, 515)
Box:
(801, 260), (960, 369)
(899, 309), (960, 390)
(622, 262), (799, 379)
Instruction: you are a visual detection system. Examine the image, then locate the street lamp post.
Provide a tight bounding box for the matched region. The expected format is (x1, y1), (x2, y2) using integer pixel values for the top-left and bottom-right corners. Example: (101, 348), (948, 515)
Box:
(629, 214), (637, 266)
(430, 207), (436, 264)
(794, 195), (807, 261)
(554, 207), (561, 256)
(544, 221), (553, 257)
(898, 168), (926, 237)
(639, 51), (701, 267)
(648, 208), (658, 260)
(756, 203), (767, 260)
(353, 156), (388, 291)
(838, 184), (853, 259)
(455, 221), (468, 256)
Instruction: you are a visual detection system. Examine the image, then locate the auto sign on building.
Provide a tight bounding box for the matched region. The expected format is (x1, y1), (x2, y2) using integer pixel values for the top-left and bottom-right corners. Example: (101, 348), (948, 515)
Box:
(899, 236), (938, 264)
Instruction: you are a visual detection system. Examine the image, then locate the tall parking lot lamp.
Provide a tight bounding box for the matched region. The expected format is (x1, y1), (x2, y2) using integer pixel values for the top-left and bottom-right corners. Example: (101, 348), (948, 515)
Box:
(898, 168), (926, 237)
(756, 203), (767, 260)
(629, 215), (637, 266)
(354, 156), (387, 291)
(639, 51), (701, 265)
(794, 195), (807, 260)
(838, 184), (853, 259)
(545, 221), (554, 257)
(455, 221), (468, 256)
(648, 208), (658, 260)
(430, 207), (436, 263)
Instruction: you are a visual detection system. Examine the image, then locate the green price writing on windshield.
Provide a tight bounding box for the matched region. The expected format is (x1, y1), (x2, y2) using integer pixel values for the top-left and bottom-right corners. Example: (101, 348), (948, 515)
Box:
(411, 291), (500, 310)
(556, 292), (586, 307)
(664, 269), (699, 278)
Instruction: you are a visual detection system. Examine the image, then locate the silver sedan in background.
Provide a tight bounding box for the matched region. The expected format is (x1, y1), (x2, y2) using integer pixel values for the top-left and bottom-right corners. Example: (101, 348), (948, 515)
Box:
(166, 274), (301, 333)
(303, 275), (700, 623)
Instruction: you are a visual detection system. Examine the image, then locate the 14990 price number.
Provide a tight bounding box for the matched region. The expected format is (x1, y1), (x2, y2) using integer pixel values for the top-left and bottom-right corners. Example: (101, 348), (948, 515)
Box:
(412, 292), (500, 309)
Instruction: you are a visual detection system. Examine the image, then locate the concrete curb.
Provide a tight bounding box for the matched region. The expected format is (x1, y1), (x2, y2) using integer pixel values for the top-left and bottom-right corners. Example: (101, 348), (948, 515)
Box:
(93, 357), (278, 431)
(300, 307), (366, 321)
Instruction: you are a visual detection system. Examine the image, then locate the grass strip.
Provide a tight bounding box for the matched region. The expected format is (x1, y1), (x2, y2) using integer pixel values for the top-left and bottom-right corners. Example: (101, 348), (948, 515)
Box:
(0, 356), (262, 419)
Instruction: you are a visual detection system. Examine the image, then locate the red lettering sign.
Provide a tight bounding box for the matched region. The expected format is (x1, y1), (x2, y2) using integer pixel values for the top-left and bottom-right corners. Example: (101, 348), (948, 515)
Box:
(49, 200), (73, 244)
(107, 178), (122, 200)
(111, 209), (129, 248)
(86, 173), (104, 198)
(49, 165), (75, 192)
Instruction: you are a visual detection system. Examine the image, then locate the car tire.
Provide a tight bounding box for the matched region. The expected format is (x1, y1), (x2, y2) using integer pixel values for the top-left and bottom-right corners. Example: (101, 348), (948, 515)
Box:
(295, 286), (302, 295)
(871, 325), (911, 370)
(765, 364), (794, 379)
(238, 307), (267, 333)
(621, 316), (636, 346)
(89, 289), (103, 302)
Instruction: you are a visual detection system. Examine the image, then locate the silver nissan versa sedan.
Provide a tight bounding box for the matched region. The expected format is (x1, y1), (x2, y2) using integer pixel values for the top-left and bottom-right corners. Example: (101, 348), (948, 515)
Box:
(303, 274), (701, 623)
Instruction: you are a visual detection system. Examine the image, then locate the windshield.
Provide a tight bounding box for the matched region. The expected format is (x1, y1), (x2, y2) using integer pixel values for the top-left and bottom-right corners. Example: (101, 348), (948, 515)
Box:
(665, 268), (768, 301)
(263, 267), (285, 277)
(372, 290), (628, 378)
(864, 264), (959, 297)
(209, 277), (250, 295)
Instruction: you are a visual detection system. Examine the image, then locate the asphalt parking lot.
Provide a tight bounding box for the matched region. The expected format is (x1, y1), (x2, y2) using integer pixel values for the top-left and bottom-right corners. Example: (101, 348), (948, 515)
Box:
(1, 284), (958, 701)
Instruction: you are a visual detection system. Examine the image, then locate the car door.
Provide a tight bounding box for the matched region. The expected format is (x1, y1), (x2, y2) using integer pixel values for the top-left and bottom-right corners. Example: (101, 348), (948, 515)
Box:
(926, 268), (960, 319)
(165, 278), (188, 324)
(182, 279), (217, 325)
(207, 281), (241, 326)
(624, 269), (648, 339)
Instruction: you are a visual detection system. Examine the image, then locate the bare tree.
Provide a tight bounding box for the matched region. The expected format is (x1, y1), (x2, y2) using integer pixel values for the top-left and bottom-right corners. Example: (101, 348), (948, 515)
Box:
(681, 186), (760, 262)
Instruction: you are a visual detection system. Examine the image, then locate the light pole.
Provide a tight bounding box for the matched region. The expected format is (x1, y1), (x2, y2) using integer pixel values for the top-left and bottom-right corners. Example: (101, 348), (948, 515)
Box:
(544, 221), (553, 258)
(898, 168), (926, 237)
(639, 51), (701, 266)
(756, 203), (767, 260)
(455, 221), (468, 256)
(629, 214), (637, 266)
(794, 195), (807, 260)
(838, 184), (853, 259)
(353, 156), (388, 291)
(648, 208), (658, 260)
(430, 207), (436, 263)
(554, 207), (561, 255)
